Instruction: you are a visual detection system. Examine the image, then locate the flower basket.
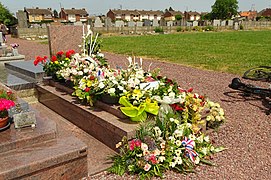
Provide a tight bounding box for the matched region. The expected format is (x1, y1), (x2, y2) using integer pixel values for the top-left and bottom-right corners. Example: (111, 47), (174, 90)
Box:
(0, 116), (9, 128)
(100, 94), (119, 104)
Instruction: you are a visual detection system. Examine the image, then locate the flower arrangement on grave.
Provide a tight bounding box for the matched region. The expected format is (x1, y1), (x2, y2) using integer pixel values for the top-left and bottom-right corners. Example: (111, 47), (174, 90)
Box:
(108, 108), (225, 179)
(10, 43), (19, 49)
(0, 89), (16, 128)
(33, 50), (75, 80)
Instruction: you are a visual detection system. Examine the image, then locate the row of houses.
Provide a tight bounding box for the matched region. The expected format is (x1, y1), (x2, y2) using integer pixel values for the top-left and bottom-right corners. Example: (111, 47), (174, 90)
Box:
(23, 7), (271, 23)
(24, 7), (88, 23)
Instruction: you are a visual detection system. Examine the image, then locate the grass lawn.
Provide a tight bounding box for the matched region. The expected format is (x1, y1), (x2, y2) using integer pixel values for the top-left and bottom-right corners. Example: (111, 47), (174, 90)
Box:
(101, 31), (271, 75)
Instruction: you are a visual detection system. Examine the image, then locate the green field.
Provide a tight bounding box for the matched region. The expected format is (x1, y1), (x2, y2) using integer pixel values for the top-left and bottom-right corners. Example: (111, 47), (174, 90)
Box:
(101, 31), (271, 75)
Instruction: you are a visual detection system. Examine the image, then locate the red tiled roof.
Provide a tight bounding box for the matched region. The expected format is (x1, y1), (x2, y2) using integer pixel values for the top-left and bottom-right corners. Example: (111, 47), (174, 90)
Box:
(25, 8), (52, 15)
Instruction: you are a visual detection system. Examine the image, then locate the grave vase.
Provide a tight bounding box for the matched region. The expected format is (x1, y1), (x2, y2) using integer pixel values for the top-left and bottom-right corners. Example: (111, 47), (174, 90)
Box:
(12, 48), (19, 56)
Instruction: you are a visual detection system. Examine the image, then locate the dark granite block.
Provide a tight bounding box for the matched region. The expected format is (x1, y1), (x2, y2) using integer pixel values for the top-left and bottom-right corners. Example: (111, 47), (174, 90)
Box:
(5, 61), (44, 81)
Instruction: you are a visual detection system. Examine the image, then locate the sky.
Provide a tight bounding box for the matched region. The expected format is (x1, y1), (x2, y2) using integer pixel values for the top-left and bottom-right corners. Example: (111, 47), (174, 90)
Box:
(1, 0), (270, 15)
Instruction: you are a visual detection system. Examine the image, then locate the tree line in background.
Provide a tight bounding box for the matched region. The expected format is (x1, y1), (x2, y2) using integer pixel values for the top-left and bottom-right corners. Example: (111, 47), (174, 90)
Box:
(0, 3), (17, 26)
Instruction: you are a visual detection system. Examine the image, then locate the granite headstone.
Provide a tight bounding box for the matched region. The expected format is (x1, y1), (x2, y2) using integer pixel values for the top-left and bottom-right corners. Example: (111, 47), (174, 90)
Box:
(94, 17), (103, 27)
(167, 21), (173, 26)
(221, 20), (226, 26)
(228, 20), (234, 26)
(213, 19), (220, 26)
(152, 19), (159, 27)
(128, 21), (136, 27)
(193, 21), (198, 27)
(115, 20), (124, 27)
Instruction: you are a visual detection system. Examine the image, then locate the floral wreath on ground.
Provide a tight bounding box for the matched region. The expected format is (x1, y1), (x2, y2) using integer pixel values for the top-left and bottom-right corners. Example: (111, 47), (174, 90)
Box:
(34, 26), (226, 179)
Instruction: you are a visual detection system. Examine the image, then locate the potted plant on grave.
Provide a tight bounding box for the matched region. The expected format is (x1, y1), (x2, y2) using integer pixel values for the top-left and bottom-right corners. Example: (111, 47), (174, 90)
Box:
(10, 43), (19, 56)
(0, 89), (16, 129)
(33, 50), (75, 81)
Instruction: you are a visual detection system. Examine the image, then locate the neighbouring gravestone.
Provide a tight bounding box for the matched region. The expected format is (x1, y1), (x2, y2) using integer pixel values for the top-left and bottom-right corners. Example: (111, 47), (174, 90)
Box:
(136, 21), (143, 27)
(213, 19), (220, 26)
(193, 21), (198, 27)
(16, 10), (28, 28)
(228, 20), (234, 26)
(234, 22), (239, 30)
(128, 21), (136, 27)
(152, 19), (159, 27)
(94, 17), (103, 27)
(104, 17), (112, 27)
(186, 21), (192, 26)
(74, 21), (83, 26)
(143, 20), (151, 26)
(160, 19), (166, 26)
(33, 24), (40, 28)
(41, 23), (47, 28)
(115, 20), (124, 27)
(221, 20), (226, 26)
(0, 32), (3, 45)
(167, 21), (173, 26)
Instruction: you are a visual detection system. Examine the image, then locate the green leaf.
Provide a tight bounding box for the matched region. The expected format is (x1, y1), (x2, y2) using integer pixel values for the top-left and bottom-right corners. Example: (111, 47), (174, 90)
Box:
(120, 106), (139, 117)
(200, 159), (216, 166)
(119, 96), (133, 107)
(131, 111), (147, 122)
(213, 146), (227, 153)
(145, 102), (159, 115)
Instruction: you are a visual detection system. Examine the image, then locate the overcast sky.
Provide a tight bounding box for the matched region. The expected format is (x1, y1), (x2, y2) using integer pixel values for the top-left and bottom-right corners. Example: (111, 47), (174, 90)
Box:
(1, 0), (270, 15)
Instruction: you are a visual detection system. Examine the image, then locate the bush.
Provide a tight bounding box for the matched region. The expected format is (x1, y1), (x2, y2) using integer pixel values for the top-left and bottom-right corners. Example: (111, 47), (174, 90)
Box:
(204, 25), (214, 31)
(154, 27), (163, 33)
(240, 24), (244, 30)
(176, 26), (182, 32)
(192, 26), (202, 31)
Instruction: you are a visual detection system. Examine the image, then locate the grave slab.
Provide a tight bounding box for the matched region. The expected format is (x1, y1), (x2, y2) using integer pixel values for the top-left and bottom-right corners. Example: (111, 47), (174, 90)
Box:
(5, 60), (44, 80)
(0, 114), (56, 153)
(0, 136), (88, 179)
(36, 83), (139, 151)
(0, 55), (25, 62)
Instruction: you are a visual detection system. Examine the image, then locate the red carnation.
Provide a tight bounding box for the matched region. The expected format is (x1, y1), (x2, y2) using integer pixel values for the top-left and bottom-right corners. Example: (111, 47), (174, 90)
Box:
(89, 76), (95, 80)
(56, 51), (64, 57)
(51, 55), (57, 62)
(85, 87), (90, 92)
(187, 88), (193, 92)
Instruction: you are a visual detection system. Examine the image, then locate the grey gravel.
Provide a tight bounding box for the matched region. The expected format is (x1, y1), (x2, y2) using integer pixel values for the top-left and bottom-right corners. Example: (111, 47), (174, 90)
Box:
(8, 36), (271, 180)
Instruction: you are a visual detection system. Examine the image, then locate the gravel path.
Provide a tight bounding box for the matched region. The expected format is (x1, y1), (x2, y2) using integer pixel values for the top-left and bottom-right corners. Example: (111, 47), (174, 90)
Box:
(7, 35), (271, 179)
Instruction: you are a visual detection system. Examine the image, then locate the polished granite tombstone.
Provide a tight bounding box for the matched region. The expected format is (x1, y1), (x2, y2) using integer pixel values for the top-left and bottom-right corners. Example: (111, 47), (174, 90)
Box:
(36, 82), (139, 151)
(2, 60), (44, 90)
(5, 60), (44, 80)
(0, 109), (88, 179)
(0, 83), (88, 179)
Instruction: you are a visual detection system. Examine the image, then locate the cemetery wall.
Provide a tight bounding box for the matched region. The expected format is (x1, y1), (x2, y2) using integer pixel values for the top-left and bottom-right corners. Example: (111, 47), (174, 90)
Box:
(18, 28), (48, 39)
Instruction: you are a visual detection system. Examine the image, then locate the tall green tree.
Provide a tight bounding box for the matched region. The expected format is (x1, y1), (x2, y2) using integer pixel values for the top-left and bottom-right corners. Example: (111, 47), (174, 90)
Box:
(0, 2), (17, 25)
(211, 0), (239, 20)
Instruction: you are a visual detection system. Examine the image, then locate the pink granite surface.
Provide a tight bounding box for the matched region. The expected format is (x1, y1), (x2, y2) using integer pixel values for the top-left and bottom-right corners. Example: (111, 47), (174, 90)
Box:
(36, 83), (139, 151)
(31, 103), (116, 176)
(0, 136), (87, 179)
(48, 25), (83, 54)
(0, 115), (56, 153)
